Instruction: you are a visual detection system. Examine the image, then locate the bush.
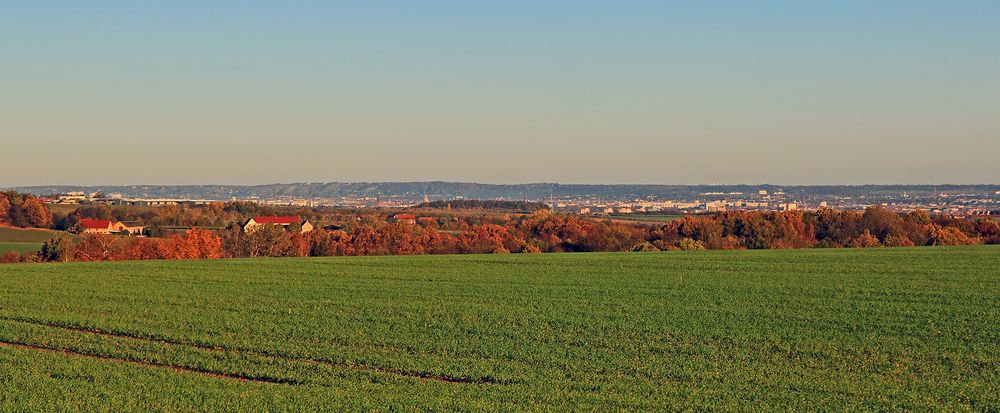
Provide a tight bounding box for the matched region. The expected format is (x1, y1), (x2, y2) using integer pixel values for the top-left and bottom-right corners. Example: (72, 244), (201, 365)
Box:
(521, 244), (542, 254)
(678, 238), (706, 251)
(631, 242), (660, 252)
(850, 230), (881, 248)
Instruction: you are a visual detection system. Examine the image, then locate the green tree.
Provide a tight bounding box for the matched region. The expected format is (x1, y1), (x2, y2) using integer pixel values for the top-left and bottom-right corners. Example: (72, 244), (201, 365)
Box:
(39, 233), (76, 262)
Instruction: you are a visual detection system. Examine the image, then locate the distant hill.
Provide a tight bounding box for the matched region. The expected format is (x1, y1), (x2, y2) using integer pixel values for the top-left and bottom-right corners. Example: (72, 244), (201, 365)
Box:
(6, 182), (1000, 202)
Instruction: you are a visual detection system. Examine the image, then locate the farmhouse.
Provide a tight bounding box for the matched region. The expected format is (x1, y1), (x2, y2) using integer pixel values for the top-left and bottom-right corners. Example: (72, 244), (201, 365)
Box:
(243, 216), (313, 233)
(392, 214), (417, 224)
(114, 221), (146, 235)
(76, 219), (114, 234)
(76, 219), (145, 235)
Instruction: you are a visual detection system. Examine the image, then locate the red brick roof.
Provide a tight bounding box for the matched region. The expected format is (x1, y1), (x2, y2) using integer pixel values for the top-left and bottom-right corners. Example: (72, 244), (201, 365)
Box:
(78, 219), (113, 229)
(253, 216), (300, 225)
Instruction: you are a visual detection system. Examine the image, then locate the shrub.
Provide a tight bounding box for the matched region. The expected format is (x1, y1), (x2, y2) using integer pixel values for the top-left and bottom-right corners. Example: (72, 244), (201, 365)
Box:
(631, 242), (660, 252)
(678, 238), (706, 251)
(850, 230), (881, 248)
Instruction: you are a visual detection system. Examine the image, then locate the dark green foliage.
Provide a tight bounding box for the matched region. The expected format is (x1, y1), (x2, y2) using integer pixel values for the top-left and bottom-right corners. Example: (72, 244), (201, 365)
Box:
(39, 234), (75, 262)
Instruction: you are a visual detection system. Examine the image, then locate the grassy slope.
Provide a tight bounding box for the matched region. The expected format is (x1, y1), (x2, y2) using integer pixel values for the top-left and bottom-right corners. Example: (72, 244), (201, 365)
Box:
(0, 226), (73, 254)
(0, 226), (66, 243)
(0, 247), (998, 411)
(0, 243), (42, 254)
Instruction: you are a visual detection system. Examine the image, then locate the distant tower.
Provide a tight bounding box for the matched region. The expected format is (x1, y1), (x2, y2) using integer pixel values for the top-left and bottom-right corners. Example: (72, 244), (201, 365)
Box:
(423, 193), (429, 203)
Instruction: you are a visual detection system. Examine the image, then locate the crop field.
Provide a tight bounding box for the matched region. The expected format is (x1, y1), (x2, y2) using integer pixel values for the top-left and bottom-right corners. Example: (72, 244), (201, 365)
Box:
(0, 247), (998, 411)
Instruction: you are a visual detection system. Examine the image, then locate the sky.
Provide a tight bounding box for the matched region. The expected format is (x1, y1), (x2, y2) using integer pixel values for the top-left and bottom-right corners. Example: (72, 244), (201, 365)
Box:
(1, 1), (998, 186)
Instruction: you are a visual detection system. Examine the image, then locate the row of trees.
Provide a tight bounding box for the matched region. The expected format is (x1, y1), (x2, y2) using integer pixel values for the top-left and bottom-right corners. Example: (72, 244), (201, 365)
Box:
(1, 230), (225, 263)
(3, 206), (998, 264)
(0, 192), (52, 228)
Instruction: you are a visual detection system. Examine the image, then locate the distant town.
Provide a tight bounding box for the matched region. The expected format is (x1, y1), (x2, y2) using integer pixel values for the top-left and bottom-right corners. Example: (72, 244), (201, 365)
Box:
(9, 182), (1000, 217)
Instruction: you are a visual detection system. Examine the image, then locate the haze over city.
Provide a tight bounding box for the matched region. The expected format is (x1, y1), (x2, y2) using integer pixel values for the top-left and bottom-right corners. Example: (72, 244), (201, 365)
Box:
(3, 1), (999, 186)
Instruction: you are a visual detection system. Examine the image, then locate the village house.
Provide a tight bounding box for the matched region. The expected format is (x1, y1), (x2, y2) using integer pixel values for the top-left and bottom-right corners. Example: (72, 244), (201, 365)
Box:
(76, 219), (145, 235)
(243, 216), (313, 233)
(115, 221), (146, 235)
(392, 213), (417, 224)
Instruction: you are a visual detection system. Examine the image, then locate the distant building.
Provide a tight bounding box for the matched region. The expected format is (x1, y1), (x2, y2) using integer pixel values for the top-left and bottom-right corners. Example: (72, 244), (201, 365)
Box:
(56, 192), (87, 204)
(114, 221), (145, 235)
(758, 190), (768, 196)
(243, 216), (313, 233)
(76, 219), (144, 235)
(77, 219), (115, 234)
(392, 214), (417, 224)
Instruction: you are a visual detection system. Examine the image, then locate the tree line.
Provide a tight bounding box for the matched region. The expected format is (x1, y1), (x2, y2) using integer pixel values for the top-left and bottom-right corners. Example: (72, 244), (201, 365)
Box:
(3, 203), (997, 264)
(0, 192), (52, 228)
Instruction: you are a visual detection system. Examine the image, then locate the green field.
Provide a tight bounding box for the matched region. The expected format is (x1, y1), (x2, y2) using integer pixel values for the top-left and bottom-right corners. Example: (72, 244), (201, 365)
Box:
(0, 242), (42, 254)
(0, 226), (68, 243)
(0, 247), (998, 410)
(0, 226), (74, 255)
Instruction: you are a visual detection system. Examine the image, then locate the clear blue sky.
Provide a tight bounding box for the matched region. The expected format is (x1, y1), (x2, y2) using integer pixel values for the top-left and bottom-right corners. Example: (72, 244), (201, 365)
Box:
(2, 1), (998, 185)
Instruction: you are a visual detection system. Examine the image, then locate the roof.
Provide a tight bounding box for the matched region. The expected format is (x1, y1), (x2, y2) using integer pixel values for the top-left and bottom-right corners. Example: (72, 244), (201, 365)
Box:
(252, 216), (301, 225)
(393, 214), (417, 220)
(78, 219), (113, 229)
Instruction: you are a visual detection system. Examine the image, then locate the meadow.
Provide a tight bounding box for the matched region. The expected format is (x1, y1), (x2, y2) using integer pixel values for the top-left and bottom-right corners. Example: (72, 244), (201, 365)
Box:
(0, 247), (998, 411)
(0, 226), (75, 254)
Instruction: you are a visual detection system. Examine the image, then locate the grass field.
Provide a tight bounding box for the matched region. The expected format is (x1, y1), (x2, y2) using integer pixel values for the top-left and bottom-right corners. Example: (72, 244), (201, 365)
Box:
(0, 226), (68, 243)
(0, 247), (998, 410)
(0, 242), (43, 254)
(0, 226), (75, 255)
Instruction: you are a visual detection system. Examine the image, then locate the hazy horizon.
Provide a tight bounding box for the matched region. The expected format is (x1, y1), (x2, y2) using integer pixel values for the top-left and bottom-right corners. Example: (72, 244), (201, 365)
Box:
(6, 180), (1000, 189)
(3, 1), (999, 186)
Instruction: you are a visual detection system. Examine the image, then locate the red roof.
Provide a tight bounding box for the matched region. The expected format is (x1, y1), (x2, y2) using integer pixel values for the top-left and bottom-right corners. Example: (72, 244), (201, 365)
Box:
(78, 219), (113, 229)
(253, 216), (300, 225)
(393, 214), (417, 220)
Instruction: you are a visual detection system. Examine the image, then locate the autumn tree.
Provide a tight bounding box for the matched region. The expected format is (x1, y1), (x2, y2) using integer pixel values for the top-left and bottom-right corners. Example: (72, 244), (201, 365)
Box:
(75, 234), (122, 261)
(0, 193), (9, 222)
(850, 230), (881, 248)
(171, 229), (224, 259)
(246, 224), (294, 257)
(3, 193), (52, 228)
(928, 225), (980, 246)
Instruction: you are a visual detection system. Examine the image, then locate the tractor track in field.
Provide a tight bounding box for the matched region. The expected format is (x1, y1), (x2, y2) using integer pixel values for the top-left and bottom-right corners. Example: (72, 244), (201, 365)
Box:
(0, 339), (300, 385)
(0, 315), (499, 385)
